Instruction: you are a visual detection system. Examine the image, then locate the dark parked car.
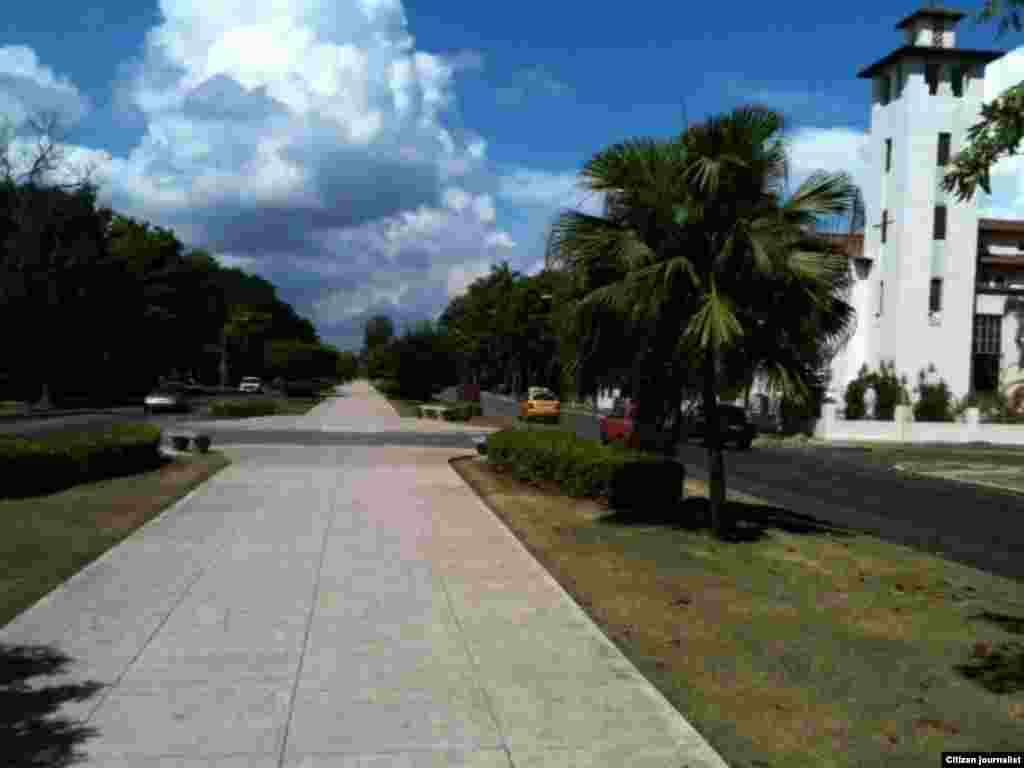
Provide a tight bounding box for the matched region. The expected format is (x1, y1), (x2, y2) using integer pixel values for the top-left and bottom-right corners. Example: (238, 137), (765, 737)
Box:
(685, 404), (756, 450)
(143, 382), (194, 414)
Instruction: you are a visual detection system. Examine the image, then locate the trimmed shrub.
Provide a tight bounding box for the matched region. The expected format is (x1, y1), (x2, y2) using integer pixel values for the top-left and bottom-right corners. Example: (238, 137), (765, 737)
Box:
(282, 380), (320, 398)
(0, 423), (163, 499)
(208, 399), (279, 418)
(372, 379), (401, 398)
(193, 434), (212, 453)
(913, 364), (954, 422)
(484, 428), (684, 511)
(955, 389), (1024, 424)
(442, 401), (482, 421)
(843, 361), (910, 420)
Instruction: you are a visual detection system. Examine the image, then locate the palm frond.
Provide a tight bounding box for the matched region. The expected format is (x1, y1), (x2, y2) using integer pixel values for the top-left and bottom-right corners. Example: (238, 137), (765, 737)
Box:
(685, 277), (744, 350)
(785, 171), (857, 222)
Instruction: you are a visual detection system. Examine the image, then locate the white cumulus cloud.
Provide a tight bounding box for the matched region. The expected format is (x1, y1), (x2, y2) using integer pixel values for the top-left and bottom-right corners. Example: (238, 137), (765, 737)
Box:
(0, 2), (528, 352)
(0, 45), (91, 128)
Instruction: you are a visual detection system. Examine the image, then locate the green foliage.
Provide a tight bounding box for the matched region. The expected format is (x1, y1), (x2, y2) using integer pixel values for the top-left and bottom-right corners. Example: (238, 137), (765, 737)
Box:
(438, 264), (568, 394)
(484, 428), (684, 511)
(843, 361), (910, 421)
(385, 321), (458, 401)
(441, 401), (482, 421)
(207, 399), (280, 418)
(957, 388), (1024, 424)
(843, 367), (868, 420)
(0, 423), (163, 499)
(336, 351), (359, 383)
(942, 4), (1024, 202)
(363, 315), (395, 353)
(264, 339), (342, 381)
(913, 365), (955, 422)
(366, 343), (399, 382)
(372, 378), (401, 398)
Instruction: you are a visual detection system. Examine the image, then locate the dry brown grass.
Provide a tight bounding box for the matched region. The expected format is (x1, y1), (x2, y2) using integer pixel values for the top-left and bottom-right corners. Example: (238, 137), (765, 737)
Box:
(453, 455), (1024, 768)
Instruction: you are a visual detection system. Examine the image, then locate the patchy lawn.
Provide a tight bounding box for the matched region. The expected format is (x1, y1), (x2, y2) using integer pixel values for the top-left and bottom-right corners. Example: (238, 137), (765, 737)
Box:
(452, 456), (1024, 768)
(0, 451), (230, 628)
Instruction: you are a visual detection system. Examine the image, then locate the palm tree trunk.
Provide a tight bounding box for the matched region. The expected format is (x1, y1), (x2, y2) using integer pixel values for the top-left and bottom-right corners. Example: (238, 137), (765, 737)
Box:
(704, 349), (729, 537)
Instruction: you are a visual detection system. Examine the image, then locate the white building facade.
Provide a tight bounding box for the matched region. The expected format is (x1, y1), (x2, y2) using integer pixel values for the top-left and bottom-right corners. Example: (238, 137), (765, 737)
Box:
(828, 5), (1024, 407)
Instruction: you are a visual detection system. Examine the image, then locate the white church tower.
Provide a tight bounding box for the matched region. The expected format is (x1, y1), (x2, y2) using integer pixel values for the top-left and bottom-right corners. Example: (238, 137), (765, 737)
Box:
(843, 4), (1004, 400)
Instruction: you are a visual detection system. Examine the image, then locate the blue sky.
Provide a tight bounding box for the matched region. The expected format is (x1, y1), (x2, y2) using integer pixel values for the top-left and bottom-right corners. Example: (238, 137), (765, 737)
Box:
(2, 0), (1023, 351)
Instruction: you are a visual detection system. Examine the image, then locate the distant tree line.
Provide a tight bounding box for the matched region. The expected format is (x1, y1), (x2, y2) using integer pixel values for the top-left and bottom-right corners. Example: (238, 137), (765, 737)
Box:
(0, 113), (356, 406)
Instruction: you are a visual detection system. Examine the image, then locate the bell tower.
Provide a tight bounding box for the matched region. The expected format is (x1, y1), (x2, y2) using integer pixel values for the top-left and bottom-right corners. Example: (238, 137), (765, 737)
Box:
(850, 4), (1004, 400)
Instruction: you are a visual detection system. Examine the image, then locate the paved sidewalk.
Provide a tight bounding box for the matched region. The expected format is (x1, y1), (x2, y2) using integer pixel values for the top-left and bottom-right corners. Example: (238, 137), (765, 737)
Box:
(0, 380), (728, 767)
(185, 381), (504, 434)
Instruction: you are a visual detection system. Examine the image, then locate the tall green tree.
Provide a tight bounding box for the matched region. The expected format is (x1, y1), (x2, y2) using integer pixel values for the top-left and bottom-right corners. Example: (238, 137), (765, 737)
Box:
(363, 315), (395, 353)
(0, 113), (109, 406)
(548, 106), (856, 537)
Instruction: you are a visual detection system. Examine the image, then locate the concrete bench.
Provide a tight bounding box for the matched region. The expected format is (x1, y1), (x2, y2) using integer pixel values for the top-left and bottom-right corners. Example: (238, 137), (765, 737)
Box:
(418, 404), (451, 419)
(166, 431), (212, 452)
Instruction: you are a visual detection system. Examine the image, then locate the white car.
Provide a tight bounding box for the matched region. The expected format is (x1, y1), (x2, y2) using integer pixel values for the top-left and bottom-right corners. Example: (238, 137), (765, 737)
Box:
(238, 376), (263, 393)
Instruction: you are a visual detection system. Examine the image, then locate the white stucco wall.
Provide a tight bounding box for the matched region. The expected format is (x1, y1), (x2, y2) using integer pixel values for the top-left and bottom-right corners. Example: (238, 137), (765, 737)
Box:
(838, 29), (992, 405)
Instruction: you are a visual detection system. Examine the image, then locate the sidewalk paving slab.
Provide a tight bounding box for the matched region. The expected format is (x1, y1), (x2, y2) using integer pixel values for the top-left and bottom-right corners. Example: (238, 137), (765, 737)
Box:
(1, 380), (728, 768)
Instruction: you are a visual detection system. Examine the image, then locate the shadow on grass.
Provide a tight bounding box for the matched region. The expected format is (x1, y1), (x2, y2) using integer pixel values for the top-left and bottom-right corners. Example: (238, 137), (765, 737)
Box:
(1, 456), (173, 501)
(0, 643), (106, 767)
(955, 640), (1024, 694)
(599, 497), (854, 542)
(971, 611), (1024, 635)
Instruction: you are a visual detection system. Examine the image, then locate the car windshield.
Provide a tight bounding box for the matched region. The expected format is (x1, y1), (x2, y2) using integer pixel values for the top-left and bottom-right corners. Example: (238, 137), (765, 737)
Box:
(530, 389), (556, 401)
(242, 378), (260, 383)
(156, 383), (186, 394)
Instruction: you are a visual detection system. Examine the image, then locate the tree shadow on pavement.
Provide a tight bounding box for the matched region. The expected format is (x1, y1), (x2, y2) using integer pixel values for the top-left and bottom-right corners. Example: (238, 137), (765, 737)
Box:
(599, 498), (854, 542)
(0, 643), (106, 767)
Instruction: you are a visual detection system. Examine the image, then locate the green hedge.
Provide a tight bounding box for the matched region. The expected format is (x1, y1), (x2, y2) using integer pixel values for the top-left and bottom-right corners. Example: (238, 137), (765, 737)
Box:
(484, 428), (684, 511)
(0, 423), (163, 499)
(372, 379), (401, 398)
(208, 399), (280, 418)
(442, 401), (482, 421)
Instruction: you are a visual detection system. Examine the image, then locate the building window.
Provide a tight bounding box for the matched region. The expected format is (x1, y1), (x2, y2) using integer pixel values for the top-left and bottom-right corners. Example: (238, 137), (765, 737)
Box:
(929, 278), (943, 312)
(934, 205), (947, 240)
(885, 139), (892, 172)
(880, 76), (891, 105)
(881, 210), (889, 243)
(932, 20), (944, 47)
(952, 66), (965, 98)
(938, 132), (951, 166)
(926, 62), (940, 95)
(974, 314), (1002, 354)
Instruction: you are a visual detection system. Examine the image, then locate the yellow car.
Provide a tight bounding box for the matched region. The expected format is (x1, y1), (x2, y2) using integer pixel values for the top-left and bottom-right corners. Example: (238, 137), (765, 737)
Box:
(519, 386), (561, 423)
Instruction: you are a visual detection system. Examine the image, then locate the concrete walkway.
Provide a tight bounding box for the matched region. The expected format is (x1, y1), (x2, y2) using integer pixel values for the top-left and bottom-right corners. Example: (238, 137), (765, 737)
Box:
(0, 381), (728, 767)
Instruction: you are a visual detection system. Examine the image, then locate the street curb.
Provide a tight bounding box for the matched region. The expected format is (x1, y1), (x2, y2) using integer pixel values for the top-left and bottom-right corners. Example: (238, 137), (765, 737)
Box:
(446, 456), (731, 768)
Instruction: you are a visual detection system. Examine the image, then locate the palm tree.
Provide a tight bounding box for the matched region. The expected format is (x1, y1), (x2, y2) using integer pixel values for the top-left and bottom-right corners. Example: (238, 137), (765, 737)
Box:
(547, 106), (857, 537)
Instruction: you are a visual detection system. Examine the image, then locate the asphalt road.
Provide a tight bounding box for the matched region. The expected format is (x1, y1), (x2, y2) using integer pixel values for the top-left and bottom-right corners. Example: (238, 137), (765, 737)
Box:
(555, 408), (1024, 582)
(0, 395), (283, 438)
(8, 395), (1024, 581)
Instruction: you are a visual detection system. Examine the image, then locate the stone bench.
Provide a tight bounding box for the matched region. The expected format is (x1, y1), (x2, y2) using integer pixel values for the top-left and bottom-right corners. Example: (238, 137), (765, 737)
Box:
(418, 404), (451, 420)
(166, 431), (212, 452)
